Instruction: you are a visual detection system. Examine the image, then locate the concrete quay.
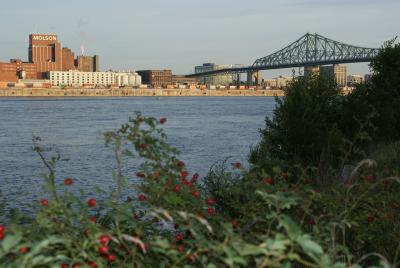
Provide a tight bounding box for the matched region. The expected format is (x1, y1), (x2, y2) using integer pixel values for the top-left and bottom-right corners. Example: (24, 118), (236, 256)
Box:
(0, 88), (284, 97)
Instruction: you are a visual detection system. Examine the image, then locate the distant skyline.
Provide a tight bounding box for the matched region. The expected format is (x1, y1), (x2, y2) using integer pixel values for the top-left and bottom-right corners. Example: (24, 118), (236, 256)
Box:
(0, 0), (398, 77)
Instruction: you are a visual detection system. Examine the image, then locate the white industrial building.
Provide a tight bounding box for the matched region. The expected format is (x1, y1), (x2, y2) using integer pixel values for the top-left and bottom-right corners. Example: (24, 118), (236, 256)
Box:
(115, 72), (142, 87)
(49, 70), (142, 87)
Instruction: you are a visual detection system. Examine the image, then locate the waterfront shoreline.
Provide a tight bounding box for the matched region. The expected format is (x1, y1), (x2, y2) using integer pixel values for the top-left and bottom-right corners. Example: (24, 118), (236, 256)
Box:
(0, 88), (284, 97)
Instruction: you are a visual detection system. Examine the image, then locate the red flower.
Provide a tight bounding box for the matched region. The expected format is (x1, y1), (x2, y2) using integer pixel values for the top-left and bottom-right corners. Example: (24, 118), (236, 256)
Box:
(180, 177), (189, 185)
(88, 198), (97, 208)
(191, 190), (200, 198)
(264, 177), (273, 185)
(173, 185), (181, 192)
(177, 160), (184, 168)
(159, 117), (167, 124)
(207, 207), (216, 216)
(181, 170), (188, 178)
(99, 235), (111, 245)
(0, 225), (5, 233)
(40, 199), (49, 206)
(138, 194), (146, 201)
(98, 245), (109, 255)
(175, 233), (184, 242)
(107, 254), (116, 262)
(89, 216), (97, 224)
(61, 264), (69, 268)
(86, 262), (98, 268)
(233, 162), (242, 169)
(308, 219), (316, 226)
(19, 247), (29, 254)
(64, 178), (73, 186)
(186, 254), (195, 262)
(367, 215), (375, 223)
(136, 172), (146, 178)
(231, 219), (238, 229)
(206, 198), (215, 206)
(191, 173), (199, 182)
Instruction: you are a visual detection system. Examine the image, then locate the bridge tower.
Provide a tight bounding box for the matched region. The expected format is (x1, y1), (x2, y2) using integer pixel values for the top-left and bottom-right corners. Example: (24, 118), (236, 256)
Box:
(246, 70), (262, 86)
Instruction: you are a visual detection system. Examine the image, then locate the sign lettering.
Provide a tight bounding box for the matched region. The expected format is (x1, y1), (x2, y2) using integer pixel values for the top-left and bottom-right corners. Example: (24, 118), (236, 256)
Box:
(32, 35), (57, 41)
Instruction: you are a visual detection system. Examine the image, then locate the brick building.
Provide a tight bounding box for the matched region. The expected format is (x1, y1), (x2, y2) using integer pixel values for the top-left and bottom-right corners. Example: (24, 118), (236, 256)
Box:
(0, 33), (100, 84)
(28, 34), (63, 78)
(0, 62), (18, 82)
(76, 55), (99, 72)
(62, 47), (76, 71)
(137, 70), (172, 88)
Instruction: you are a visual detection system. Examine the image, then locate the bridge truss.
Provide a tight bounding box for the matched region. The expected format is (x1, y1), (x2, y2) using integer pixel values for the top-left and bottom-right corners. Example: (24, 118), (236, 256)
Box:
(252, 33), (380, 69)
(186, 33), (380, 78)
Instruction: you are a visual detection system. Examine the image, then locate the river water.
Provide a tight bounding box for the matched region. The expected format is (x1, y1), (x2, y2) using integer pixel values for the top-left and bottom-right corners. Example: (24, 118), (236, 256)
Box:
(0, 97), (276, 211)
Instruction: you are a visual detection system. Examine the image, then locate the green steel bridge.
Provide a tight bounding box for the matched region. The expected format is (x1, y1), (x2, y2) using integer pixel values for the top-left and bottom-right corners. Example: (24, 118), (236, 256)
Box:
(186, 33), (380, 80)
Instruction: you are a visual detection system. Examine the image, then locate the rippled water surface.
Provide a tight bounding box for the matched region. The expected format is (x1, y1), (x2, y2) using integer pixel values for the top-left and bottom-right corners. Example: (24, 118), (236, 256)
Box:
(0, 97), (275, 210)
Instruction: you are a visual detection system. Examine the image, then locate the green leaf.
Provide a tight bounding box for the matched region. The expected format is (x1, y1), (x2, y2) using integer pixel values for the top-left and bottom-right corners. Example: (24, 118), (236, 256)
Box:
(1, 233), (22, 252)
(279, 215), (301, 239)
(240, 244), (267, 256)
(296, 234), (323, 256)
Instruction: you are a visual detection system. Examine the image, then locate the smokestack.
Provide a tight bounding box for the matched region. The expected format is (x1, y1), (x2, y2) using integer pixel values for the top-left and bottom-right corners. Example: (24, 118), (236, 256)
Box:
(80, 44), (85, 56)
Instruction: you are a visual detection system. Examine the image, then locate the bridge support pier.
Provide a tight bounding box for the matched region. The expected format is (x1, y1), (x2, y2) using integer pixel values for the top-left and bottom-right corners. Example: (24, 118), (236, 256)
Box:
(246, 71), (262, 87)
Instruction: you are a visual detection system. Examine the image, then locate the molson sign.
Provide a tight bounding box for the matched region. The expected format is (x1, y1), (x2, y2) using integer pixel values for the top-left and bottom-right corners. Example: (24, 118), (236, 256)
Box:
(31, 35), (57, 41)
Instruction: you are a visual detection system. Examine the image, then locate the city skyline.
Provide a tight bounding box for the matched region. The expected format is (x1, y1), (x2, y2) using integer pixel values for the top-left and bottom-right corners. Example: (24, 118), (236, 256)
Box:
(0, 0), (398, 76)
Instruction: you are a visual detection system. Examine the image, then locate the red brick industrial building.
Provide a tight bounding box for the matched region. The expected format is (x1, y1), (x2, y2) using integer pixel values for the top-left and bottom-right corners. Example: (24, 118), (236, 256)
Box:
(0, 34), (99, 84)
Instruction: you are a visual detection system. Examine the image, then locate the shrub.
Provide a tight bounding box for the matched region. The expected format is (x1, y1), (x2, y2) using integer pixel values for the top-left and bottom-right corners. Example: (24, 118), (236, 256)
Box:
(0, 113), (360, 268)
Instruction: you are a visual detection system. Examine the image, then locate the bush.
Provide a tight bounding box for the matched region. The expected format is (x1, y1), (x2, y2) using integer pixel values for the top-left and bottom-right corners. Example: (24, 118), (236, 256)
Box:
(0, 114), (360, 268)
(248, 74), (371, 183)
(250, 39), (400, 182)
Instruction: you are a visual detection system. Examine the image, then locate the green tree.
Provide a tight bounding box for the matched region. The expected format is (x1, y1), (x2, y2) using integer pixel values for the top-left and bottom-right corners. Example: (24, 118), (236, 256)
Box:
(355, 39), (400, 142)
(249, 75), (349, 180)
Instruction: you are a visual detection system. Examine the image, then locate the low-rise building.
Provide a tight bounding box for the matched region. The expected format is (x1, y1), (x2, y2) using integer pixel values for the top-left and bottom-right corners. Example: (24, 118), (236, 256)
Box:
(115, 72), (142, 87)
(49, 70), (142, 87)
(49, 70), (115, 87)
(265, 76), (293, 89)
(137, 70), (172, 88)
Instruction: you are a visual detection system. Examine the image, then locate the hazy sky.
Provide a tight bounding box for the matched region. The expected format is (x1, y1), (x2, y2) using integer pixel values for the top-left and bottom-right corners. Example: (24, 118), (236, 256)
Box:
(0, 0), (398, 77)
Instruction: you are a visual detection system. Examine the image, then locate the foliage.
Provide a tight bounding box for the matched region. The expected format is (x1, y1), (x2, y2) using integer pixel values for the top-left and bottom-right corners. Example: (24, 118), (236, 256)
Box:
(248, 74), (370, 182)
(0, 113), (361, 268)
(365, 39), (400, 141)
(250, 39), (400, 181)
(203, 157), (400, 267)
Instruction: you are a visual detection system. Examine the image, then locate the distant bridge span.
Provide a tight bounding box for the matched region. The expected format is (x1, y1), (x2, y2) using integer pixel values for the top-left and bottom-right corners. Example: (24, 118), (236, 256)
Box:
(186, 33), (380, 78)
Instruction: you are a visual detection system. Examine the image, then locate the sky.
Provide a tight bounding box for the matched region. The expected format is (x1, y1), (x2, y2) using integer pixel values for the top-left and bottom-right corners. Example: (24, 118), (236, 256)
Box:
(0, 0), (398, 77)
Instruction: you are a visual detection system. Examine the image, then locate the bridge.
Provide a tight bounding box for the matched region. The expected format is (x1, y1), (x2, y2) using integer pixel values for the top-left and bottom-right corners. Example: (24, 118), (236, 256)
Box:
(186, 33), (380, 84)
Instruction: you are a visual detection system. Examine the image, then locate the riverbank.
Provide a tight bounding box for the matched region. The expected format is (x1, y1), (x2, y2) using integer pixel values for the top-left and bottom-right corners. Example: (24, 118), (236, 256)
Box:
(0, 88), (283, 97)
